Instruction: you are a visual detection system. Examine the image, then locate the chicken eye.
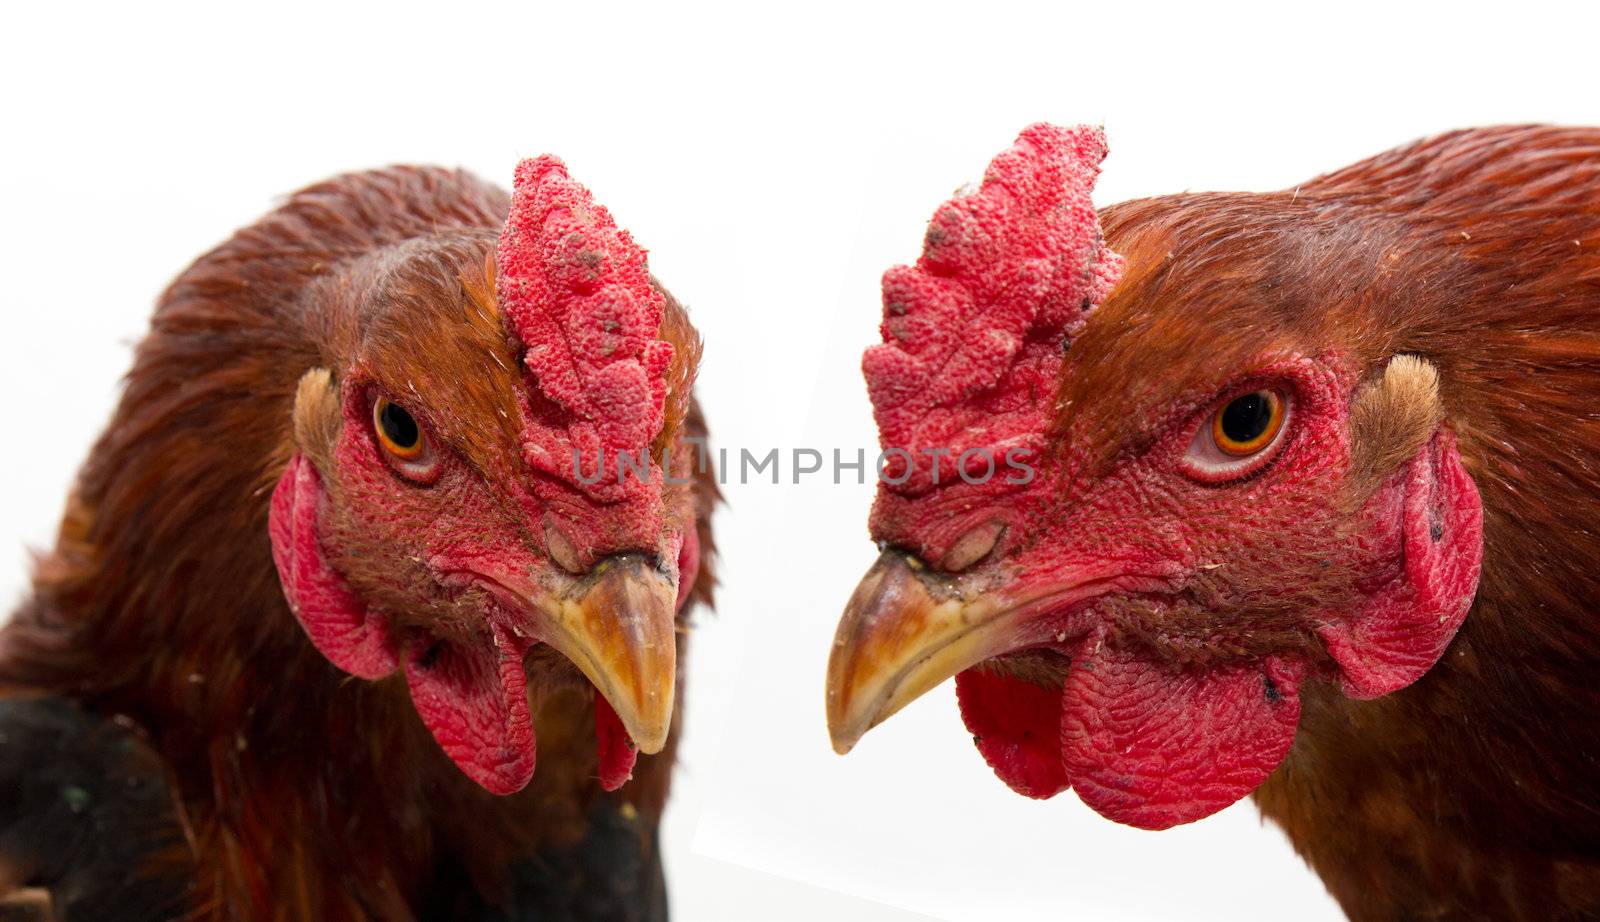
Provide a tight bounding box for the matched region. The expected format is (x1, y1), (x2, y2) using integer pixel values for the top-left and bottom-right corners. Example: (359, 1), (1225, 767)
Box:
(1181, 388), (1290, 483)
(1213, 390), (1284, 455)
(373, 397), (426, 460)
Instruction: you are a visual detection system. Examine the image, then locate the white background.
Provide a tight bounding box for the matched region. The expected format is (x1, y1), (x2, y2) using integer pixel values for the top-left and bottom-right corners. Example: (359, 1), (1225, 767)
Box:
(4, 3), (1597, 919)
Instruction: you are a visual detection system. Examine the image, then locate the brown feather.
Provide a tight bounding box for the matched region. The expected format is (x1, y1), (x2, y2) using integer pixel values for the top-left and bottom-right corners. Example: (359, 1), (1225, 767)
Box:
(0, 165), (715, 920)
(1085, 125), (1600, 920)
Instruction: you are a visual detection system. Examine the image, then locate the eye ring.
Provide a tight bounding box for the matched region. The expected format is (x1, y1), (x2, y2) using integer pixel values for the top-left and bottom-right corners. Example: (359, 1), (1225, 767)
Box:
(1181, 387), (1291, 483)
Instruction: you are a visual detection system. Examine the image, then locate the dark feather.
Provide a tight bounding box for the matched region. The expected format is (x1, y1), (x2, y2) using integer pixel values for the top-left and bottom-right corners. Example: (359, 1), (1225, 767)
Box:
(0, 697), (188, 921)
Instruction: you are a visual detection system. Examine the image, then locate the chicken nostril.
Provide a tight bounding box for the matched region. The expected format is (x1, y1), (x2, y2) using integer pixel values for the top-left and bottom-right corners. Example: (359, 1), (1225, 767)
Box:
(942, 521), (1007, 573)
(594, 551), (664, 575)
(416, 640), (444, 671)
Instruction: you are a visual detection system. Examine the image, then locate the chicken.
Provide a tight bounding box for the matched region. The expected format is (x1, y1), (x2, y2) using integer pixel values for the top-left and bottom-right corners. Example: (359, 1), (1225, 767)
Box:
(825, 123), (1600, 919)
(0, 156), (715, 920)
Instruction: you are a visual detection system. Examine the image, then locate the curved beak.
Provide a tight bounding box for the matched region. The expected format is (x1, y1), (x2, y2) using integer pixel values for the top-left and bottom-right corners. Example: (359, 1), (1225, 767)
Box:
(534, 554), (679, 754)
(826, 551), (1032, 755)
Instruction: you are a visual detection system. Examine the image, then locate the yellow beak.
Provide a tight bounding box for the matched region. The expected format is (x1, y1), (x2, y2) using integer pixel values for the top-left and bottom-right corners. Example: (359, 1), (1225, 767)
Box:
(536, 554), (679, 754)
(826, 551), (1031, 754)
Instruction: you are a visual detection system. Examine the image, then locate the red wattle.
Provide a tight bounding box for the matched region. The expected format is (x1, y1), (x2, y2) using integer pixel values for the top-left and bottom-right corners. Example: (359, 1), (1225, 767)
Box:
(955, 666), (1070, 799)
(675, 527), (700, 613)
(403, 624), (536, 796)
(594, 691), (639, 792)
(1059, 636), (1303, 830)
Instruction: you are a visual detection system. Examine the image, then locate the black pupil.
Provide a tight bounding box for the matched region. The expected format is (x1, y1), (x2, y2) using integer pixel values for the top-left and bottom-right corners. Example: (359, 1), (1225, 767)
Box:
(379, 402), (420, 449)
(1220, 392), (1273, 444)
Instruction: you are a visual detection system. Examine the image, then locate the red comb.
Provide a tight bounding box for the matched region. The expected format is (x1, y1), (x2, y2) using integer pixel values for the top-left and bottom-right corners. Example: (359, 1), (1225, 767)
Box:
(862, 124), (1123, 494)
(497, 156), (674, 502)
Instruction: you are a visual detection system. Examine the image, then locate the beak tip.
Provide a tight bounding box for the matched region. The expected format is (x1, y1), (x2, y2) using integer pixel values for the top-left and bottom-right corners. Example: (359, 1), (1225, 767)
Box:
(825, 548), (1021, 761)
(826, 711), (866, 755)
(556, 555), (680, 764)
(616, 692), (675, 756)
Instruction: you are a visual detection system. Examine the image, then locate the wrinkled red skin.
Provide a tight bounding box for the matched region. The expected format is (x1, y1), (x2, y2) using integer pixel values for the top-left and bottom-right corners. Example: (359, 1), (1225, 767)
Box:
(885, 353), (1482, 829)
(269, 377), (687, 794)
(594, 695), (638, 791)
(269, 455), (399, 680)
(955, 665), (1068, 799)
(1057, 650), (1304, 830)
(864, 126), (1483, 829)
(268, 389), (537, 794)
(1317, 429), (1484, 699)
(268, 158), (691, 796)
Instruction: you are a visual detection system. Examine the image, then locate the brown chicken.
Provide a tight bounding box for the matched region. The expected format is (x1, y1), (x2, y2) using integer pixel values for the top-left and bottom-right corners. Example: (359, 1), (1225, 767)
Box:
(826, 124), (1600, 919)
(0, 157), (715, 920)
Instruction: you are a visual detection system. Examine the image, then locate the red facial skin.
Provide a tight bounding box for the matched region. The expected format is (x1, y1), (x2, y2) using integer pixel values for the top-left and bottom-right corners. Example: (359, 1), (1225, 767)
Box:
(846, 125), (1484, 830)
(271, 380), (687, 794)
(269, 157), (694, 796)
(874, 352), (1481, 828)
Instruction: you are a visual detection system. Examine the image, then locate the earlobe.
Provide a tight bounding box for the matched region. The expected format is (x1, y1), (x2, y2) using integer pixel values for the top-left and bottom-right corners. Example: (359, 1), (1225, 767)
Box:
(1319, 427), (1484, 698)
(269, 454), (400, 680)
(270, 367), (399, 676)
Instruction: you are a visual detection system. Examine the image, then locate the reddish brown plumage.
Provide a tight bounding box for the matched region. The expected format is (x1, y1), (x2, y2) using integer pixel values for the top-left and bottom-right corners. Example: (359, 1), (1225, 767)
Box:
(1090, 126), (1600, 919)
(823, 123), (1599, 917)
(0, 166), (715, 919)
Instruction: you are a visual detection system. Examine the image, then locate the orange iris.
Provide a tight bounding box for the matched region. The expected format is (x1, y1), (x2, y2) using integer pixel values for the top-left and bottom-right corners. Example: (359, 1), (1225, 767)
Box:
(373, 397), (425, 460)
(1211, 390), (1285, 456)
